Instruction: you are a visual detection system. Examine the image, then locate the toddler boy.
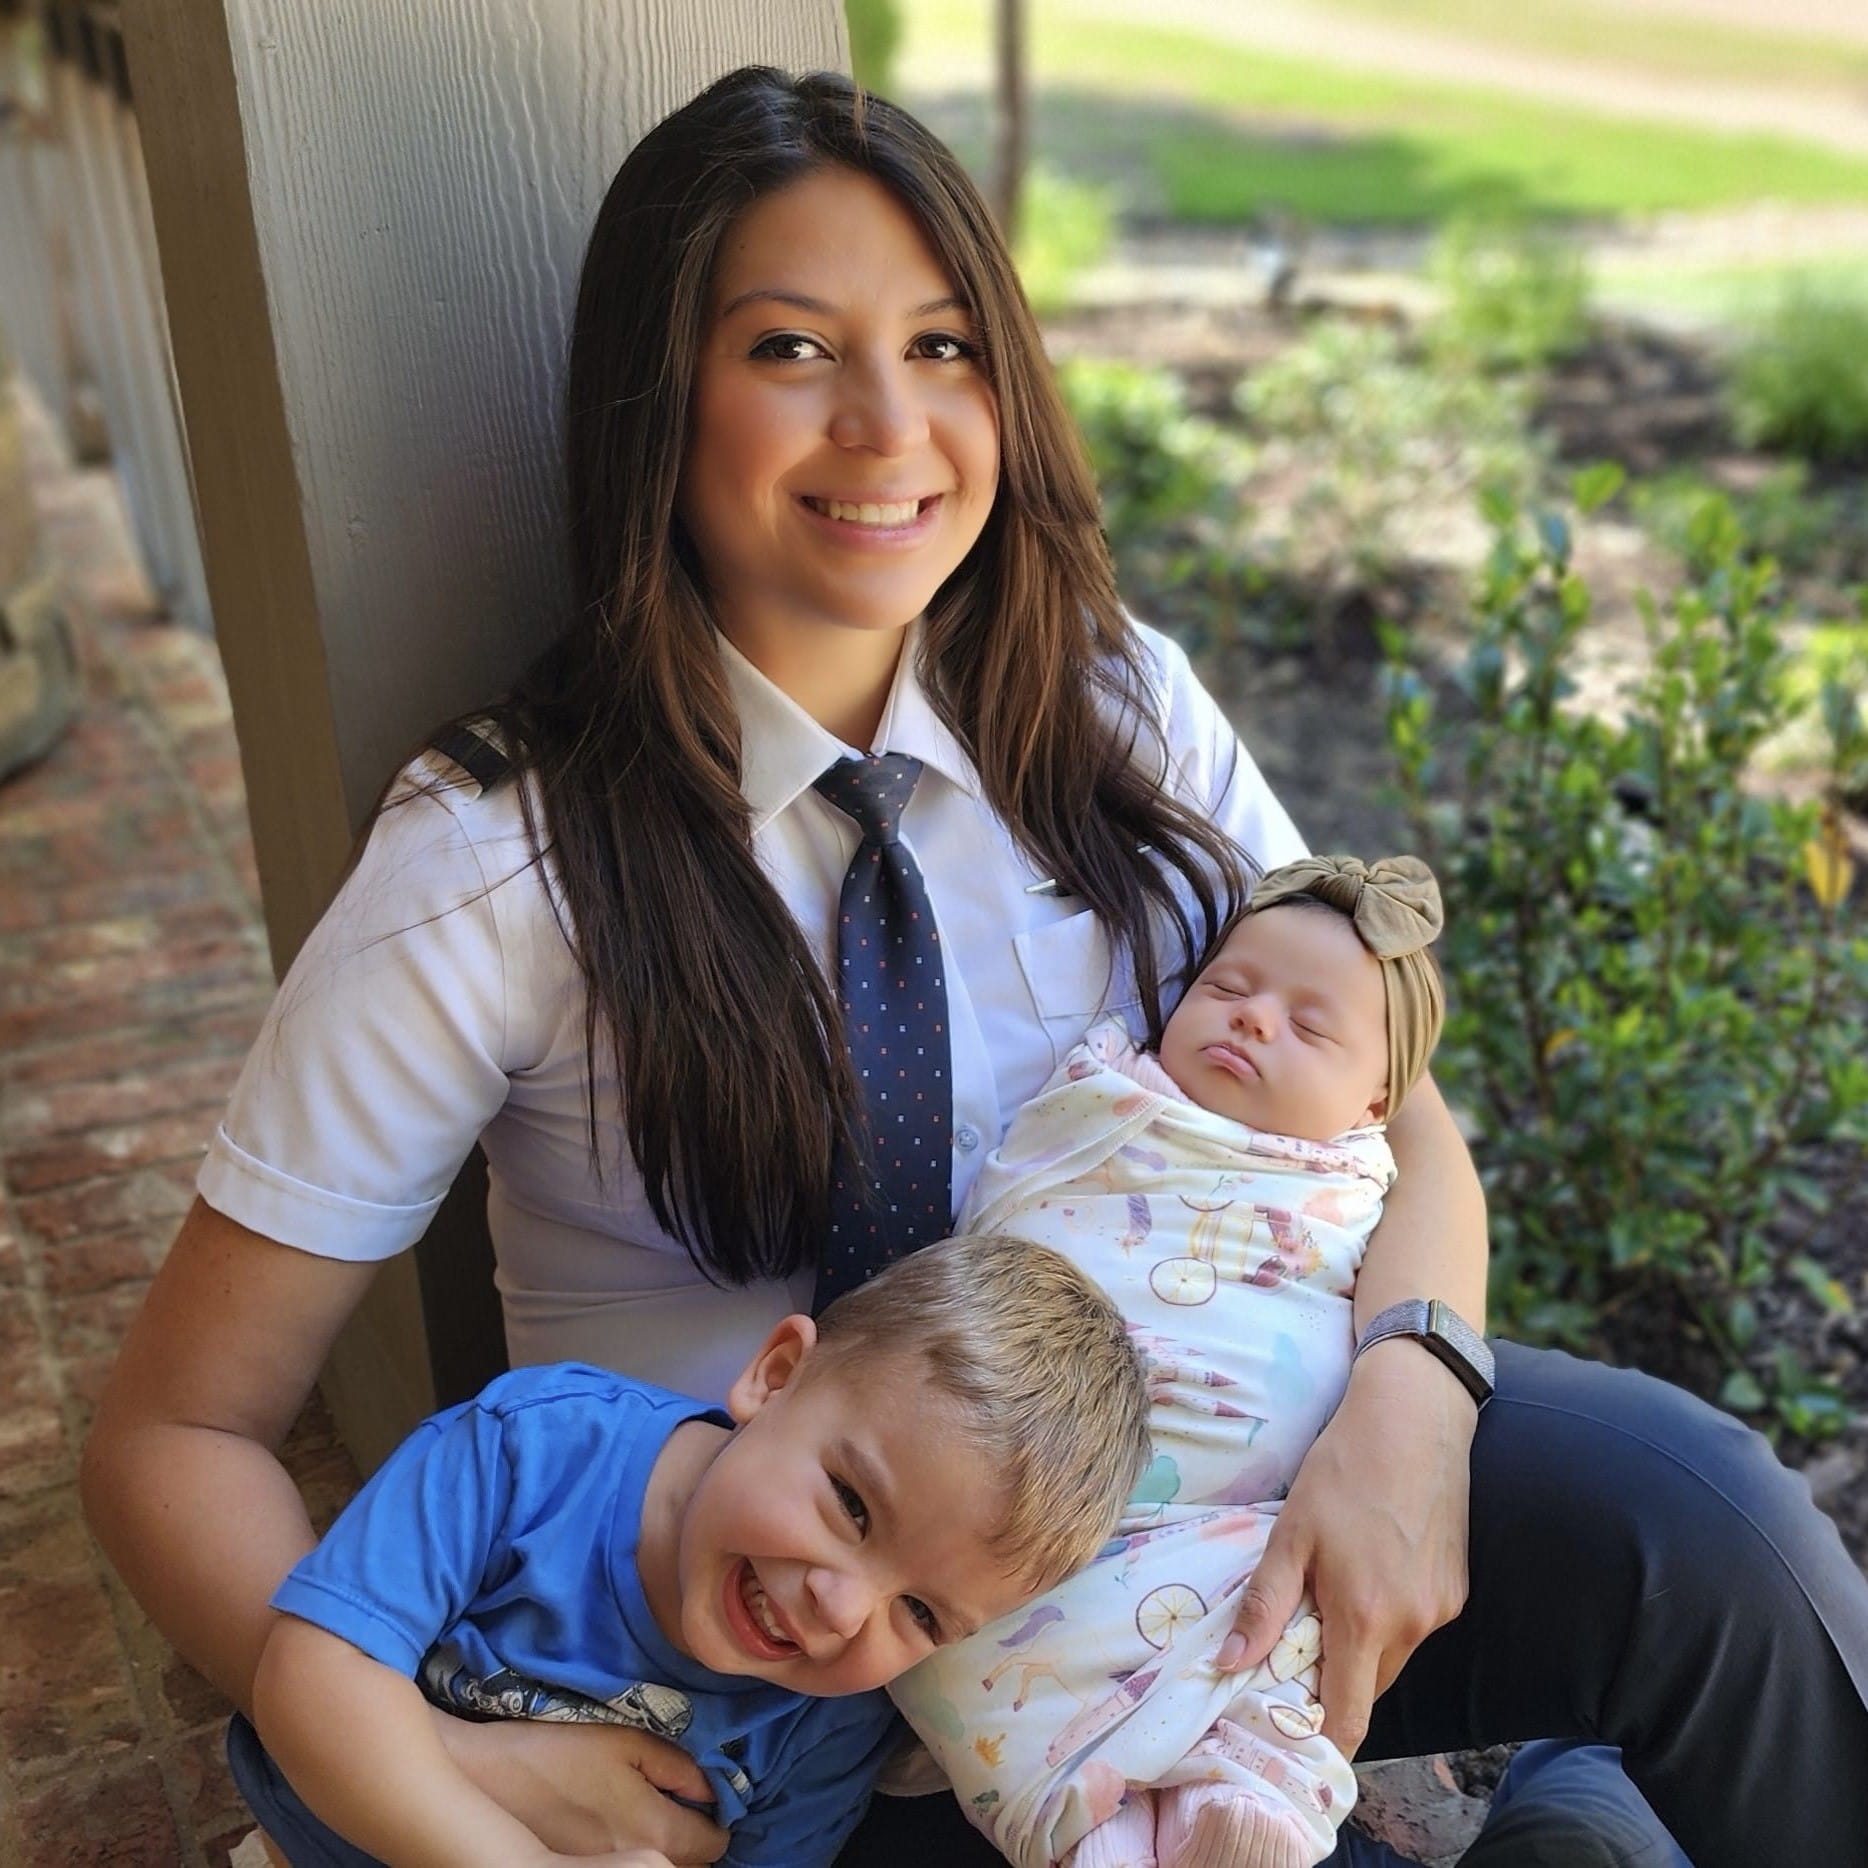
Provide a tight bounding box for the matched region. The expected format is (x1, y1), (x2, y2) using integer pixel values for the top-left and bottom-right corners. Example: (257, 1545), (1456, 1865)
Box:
(237, 1233), (1152, 1868)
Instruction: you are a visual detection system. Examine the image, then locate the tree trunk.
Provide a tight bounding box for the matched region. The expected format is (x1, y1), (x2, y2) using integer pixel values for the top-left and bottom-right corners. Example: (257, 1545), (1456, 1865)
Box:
(993, 0), (1026, 246)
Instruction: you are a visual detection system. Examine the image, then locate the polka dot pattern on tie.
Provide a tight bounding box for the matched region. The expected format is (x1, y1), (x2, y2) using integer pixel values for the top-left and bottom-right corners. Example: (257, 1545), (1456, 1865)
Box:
(811, 753), (953, 1310)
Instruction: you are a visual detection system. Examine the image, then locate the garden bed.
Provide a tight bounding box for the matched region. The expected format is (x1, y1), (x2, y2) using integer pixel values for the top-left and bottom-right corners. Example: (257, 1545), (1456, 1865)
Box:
(1040, 284), (1868, 1562)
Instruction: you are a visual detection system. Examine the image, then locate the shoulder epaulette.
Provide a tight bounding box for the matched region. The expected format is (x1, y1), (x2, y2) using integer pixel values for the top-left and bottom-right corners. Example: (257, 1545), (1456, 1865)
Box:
(430, 723), (512, 795)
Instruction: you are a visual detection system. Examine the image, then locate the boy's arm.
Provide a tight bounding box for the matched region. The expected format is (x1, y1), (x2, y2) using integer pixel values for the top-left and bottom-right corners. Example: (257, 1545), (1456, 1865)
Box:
(255, 1615), (583, 1868)
(258, 1374), (692, 1866)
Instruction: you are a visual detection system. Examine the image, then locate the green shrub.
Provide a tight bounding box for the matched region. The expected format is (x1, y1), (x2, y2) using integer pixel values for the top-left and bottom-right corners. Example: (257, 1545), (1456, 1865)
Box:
(1427, 214), (1591, 374)
(1056, 359), (1267, 650)
(844, 0), (901, 96)
(1015, 168), (1117, 317)
(1630, 464), (1845, 582)
(1384, 469), (1868, 1432)
(1730, 291), (1868, 465)
(1237, 319), (1537, 585)
(1059, 359), (1249, 548)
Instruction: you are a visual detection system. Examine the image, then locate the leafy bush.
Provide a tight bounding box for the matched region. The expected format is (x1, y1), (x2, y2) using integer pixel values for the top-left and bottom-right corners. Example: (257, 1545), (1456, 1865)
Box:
(1426, 214), (1591, 374)
(1015, 169), (1117, 317)
(1799, 616), (1868, 827)
(1055, 359), (1267, 650)
(1063, 331), (1544, 653)
(1237, 319), (1538, 587)
(844, 0), (901, 96)
(1630, 463), (1846, 582)
(1384, 468), (1868, 1432)
(1730, 291), (1868, 465)
(1059, 359), (1249, 548)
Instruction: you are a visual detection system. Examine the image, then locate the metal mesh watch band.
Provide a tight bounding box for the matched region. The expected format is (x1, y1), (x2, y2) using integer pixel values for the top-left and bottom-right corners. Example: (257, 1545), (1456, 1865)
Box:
(1353, 1298), (1496, 1407)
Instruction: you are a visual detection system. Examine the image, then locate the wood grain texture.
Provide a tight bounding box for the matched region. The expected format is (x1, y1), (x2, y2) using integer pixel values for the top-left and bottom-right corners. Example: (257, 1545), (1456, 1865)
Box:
(221, 0), (847, 833)
(126, 0), (848, 1465)
(127, 0), (846, 961)
(123, 0), (347, 976)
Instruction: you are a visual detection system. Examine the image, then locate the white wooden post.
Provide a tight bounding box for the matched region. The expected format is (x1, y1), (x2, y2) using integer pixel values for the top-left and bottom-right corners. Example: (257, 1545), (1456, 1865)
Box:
(123, 0), (849, 1471)
(0, 8), (113, 465)
(50, 3), (209, 629)
(0, 11), (68, 433)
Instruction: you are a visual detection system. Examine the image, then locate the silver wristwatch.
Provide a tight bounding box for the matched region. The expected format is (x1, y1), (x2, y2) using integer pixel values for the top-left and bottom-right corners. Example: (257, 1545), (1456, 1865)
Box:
(1353, 1298), (1495, 1408)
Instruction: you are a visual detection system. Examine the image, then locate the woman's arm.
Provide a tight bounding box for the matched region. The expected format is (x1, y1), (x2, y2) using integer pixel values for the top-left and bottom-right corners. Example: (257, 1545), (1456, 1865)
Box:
(1347, 1074), (1487, 1329)
(80, 1197), (374, 1698)
(1221, 1075), (1487, 1756)
(81, 1198), (727, 1864)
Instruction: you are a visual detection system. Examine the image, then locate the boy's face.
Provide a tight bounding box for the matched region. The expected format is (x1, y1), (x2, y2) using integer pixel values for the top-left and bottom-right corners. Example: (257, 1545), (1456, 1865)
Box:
(673, 1326), (1031, 1696)
(1159, 904), (1390, 1141)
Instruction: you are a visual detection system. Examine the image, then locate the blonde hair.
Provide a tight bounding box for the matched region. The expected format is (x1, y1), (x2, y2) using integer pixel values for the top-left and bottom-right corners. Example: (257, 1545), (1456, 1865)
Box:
(814, 1235), (1150, 1590)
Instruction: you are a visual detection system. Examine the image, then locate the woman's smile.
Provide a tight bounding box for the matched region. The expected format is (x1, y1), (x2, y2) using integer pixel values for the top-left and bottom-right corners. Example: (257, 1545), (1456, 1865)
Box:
(800, 493), (941, 532)
(677, 164), (1000, 711)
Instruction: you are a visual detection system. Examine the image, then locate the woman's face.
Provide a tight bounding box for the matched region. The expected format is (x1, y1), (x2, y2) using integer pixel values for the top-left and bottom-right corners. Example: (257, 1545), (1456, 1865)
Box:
(677, 165), (1001, 703)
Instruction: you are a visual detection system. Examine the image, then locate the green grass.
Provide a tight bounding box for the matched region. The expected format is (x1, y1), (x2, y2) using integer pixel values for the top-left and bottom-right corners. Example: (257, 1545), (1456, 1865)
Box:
(1311, 0), (1868, 93)
(903, 0), (1868, 226)
(1594, 257), (1868, 332)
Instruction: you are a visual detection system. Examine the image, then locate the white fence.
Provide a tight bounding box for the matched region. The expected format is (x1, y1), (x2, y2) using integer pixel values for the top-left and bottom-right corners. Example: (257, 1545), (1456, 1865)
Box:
(0, 0), (210, 631)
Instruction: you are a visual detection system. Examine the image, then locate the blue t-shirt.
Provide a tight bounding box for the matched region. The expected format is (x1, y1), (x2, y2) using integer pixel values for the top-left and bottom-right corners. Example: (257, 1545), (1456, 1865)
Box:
(273, 1364), (899, 1867)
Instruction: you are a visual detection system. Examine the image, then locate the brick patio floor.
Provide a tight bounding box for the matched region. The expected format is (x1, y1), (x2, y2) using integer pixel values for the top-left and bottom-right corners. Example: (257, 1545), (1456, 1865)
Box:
(0, 382), (358, 1868)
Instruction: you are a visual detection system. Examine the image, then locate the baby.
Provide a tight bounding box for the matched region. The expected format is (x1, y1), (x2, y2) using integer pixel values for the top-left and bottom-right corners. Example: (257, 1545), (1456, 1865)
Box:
(892, 855), (1449, 1868)
(234, 1235), (1152, 1868)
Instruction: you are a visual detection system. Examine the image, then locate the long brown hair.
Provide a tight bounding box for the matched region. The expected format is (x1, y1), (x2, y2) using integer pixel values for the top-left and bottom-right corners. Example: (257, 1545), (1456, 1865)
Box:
(484, 68), (1253, 1284)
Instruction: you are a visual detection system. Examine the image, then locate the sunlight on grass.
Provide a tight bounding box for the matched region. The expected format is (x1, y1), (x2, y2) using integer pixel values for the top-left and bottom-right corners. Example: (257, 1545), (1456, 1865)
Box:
(1312, 0), (1868, 93)
(901, 0), (1868, 225)
(1595, 257), (1868, 334)
(899, 0), (993, 79)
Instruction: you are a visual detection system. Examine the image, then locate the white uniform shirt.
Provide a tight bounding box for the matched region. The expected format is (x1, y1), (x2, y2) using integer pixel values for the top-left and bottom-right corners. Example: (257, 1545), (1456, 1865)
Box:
(199, 623), (1304, 1402)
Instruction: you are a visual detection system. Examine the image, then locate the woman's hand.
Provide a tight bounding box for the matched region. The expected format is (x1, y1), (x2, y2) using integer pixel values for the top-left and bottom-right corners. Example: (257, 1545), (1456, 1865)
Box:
(1218, 1340), (1477, 1757)
(439, 1717), (727, 1866)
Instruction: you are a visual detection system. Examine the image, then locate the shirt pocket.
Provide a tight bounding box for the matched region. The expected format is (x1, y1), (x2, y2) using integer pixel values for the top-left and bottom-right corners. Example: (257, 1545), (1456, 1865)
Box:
(1012, 909), (1142, 1070)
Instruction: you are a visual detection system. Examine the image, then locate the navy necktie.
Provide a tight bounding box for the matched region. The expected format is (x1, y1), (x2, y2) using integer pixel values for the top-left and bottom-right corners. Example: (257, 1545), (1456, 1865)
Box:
(812, 754), (953, 1309)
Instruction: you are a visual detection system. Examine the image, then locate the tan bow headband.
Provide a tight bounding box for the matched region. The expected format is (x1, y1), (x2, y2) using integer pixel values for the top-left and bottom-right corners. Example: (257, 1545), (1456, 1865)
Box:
(1239, 854), (1446, 1117)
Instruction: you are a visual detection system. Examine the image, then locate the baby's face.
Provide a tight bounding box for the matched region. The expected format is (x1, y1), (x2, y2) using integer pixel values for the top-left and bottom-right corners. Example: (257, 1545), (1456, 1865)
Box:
(1159, 904), (1390, 1140)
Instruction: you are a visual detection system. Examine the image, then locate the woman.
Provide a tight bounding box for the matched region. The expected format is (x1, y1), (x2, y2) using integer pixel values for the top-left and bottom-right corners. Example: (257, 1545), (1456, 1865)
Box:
(80, 67), (1867, 1868)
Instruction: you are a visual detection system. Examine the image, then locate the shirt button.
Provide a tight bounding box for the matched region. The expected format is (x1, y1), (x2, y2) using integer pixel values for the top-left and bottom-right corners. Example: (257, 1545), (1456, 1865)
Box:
(954, 1125), (980, 1153)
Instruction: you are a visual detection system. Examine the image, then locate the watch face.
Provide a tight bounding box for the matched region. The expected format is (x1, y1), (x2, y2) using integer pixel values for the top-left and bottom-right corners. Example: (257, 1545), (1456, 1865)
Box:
(1427, 1302), (1495, 1400)
(1358, 1301), (1493, 1400)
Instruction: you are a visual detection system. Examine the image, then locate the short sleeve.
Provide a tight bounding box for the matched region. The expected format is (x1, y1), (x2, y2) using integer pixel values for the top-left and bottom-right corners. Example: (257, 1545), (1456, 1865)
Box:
(272, 1395), (515, 1676)
(1134, 619), (1308, 870)
(723, 1696), (900, 1868)
(197, 762), (539, 1259)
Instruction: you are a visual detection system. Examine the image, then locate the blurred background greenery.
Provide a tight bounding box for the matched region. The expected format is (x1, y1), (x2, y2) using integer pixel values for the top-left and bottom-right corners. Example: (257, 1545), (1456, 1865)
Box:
(849, 0), (1868, 1471)
(854, 0), (1868, 323)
